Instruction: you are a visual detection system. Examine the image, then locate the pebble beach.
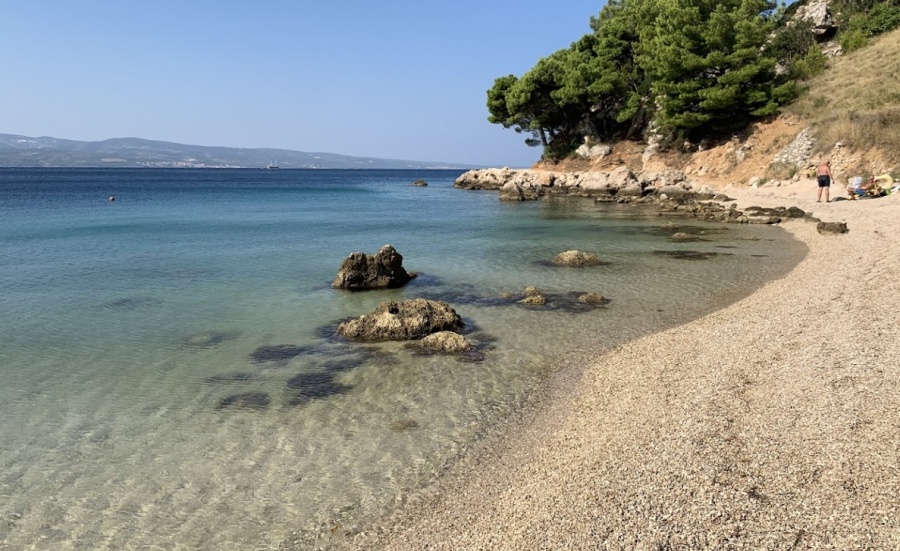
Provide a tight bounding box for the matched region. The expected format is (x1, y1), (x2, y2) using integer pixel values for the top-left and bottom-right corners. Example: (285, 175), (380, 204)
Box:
(356, 180), (900, 550)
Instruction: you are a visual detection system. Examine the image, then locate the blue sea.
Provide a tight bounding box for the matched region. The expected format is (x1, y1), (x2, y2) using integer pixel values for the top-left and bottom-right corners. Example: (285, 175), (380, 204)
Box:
(0, 168), (805, 549)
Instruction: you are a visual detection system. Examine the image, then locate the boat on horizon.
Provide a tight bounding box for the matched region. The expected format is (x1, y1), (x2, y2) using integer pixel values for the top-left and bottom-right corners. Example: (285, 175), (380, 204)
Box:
(267, 160), (280, 169)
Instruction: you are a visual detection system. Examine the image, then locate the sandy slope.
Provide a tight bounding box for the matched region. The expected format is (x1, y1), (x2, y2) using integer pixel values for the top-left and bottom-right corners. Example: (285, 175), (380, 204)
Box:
(358, 181), (900, 550)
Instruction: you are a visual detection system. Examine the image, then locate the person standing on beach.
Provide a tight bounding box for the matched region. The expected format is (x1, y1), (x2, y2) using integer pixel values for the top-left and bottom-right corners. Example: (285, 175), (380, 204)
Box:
(816, 160), (834, 202)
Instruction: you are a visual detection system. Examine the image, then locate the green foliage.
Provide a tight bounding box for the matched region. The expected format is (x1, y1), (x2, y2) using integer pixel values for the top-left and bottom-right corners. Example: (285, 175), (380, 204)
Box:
(841, 29), (869, 52)
(832, 0), (900, 53)
(635, 0), (792, 139)
(486, 0), (797, 158)
(845, 4), (900, 37)
(767, 18), (815, 63)
(793, 43), (828, 79)
(542, 139), (581, 160)
(832, 0), (900, 18)
(767, 160), (798, 180)
(487, 63), (559, 147)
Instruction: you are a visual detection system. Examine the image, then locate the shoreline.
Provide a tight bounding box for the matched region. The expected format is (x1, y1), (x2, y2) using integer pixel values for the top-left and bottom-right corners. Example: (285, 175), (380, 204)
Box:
(346, 180), (900, 549)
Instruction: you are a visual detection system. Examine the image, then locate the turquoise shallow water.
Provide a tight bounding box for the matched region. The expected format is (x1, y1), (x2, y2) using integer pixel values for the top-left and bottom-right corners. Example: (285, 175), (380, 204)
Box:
(0, 168), (805, 549)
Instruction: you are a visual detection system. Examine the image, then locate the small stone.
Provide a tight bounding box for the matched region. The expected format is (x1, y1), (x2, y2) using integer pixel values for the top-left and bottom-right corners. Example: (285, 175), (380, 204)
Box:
(670, 232), (699, 242)
(216, 392), (271, 411)
(417, 331), (474, 354)
(519, 288), (548, 305)
(817, 221), (849, 235)
(577, 293), (606, 305)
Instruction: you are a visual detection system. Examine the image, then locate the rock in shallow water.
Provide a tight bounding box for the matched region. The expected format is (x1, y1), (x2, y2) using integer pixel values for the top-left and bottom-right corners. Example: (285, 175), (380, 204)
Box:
(205, 372), (262, 384)
(332, 244), (415, 291)
(103, 297), (163, 310)
(216, 392), (271, 411)
(337, 298), (464, 341)
(577, 293), (606, 305)
(286, 372), (336, 389)
(551, 250), (603, 267)
(249, 345), (312, 364)
(670, 232), (701, 242)
(407, 331), (487, 362)
(181, 330), (239, 349)
(514, 287), (609, 312)
(417, 331), (474, 353)
(653, 250), (722, 261)
(285, 371), (353, 406)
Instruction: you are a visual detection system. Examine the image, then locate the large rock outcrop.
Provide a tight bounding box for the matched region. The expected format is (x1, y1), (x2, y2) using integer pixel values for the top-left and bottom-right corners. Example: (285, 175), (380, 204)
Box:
(575, 143), (612, 160)
(456, 167), (714, 203)
(794, 0), (838, 38)
(332, 245), (414, 290)
(336, 299), (464, 341)
(454, 167), (515, 190)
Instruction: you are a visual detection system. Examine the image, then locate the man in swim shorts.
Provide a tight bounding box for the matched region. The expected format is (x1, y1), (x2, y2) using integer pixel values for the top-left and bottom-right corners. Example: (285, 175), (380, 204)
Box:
(816, 160), (834, 202)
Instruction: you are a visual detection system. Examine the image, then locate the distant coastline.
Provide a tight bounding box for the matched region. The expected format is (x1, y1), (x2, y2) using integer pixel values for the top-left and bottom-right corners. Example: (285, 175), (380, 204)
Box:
(0, 133), (482, 170)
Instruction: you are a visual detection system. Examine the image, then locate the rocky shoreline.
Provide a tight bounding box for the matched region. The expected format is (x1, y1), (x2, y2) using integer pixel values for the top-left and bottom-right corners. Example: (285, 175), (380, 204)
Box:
(341, 178), (900, 550)
(455, 166), (716, 203)
(454, 166), (833, 227)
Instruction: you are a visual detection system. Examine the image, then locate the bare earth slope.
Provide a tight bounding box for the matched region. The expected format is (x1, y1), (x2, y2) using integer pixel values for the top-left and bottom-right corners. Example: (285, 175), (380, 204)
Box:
(364, 187), (900, 549)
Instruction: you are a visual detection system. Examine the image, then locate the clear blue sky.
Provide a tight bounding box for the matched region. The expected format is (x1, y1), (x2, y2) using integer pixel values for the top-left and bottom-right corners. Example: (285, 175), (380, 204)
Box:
(0, 1), (602, 167)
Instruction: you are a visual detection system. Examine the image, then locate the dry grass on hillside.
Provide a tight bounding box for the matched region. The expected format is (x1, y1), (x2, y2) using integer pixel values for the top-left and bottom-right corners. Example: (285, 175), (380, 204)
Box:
(788, 28), (900, 166)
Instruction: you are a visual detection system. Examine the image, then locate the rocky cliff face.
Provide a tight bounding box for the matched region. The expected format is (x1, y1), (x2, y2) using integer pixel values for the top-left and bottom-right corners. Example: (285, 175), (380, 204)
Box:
(526, 114), (896, 193)
(794, 0), (838, 39)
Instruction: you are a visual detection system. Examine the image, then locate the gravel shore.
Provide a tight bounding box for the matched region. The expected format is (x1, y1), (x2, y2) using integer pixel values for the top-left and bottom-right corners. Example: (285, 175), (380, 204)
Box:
(356, 181), (900, 550)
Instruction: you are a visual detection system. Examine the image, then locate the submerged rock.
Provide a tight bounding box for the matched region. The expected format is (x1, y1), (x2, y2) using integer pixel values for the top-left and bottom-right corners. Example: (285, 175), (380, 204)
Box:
(410, 179), (428, 187)
(216, 392), (271, 411)
(513, 287), (608, 312)
(388, 418), (420, 432)
(288, 381), (353, 406)
(337, 298), (464, 341)
(332, 244), (415, 291)
(103, 297), (163, 310)
(518, 286), (548, 305)
(249, 344), (312, 364)
(320, 354), (371, 372)
(286, 371), (336, 389)
(181, 330), (239, 349)
(654, 250), (721, 261)
(205, 372), (262, 384)
(286, 373), (352, 406)
(670, 232), (700, 242)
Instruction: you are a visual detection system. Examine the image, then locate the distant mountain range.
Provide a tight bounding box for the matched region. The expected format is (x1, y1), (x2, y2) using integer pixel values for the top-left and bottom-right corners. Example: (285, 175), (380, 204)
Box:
(0, 134), (478, 169)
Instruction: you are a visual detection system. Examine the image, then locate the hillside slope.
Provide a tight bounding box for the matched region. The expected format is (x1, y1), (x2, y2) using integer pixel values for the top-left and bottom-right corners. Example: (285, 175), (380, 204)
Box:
(536, 27), (900, 187)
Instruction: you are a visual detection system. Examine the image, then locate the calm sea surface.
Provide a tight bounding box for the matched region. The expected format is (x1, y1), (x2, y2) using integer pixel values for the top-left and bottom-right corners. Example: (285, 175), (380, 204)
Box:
(0, 168), (805, 549)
